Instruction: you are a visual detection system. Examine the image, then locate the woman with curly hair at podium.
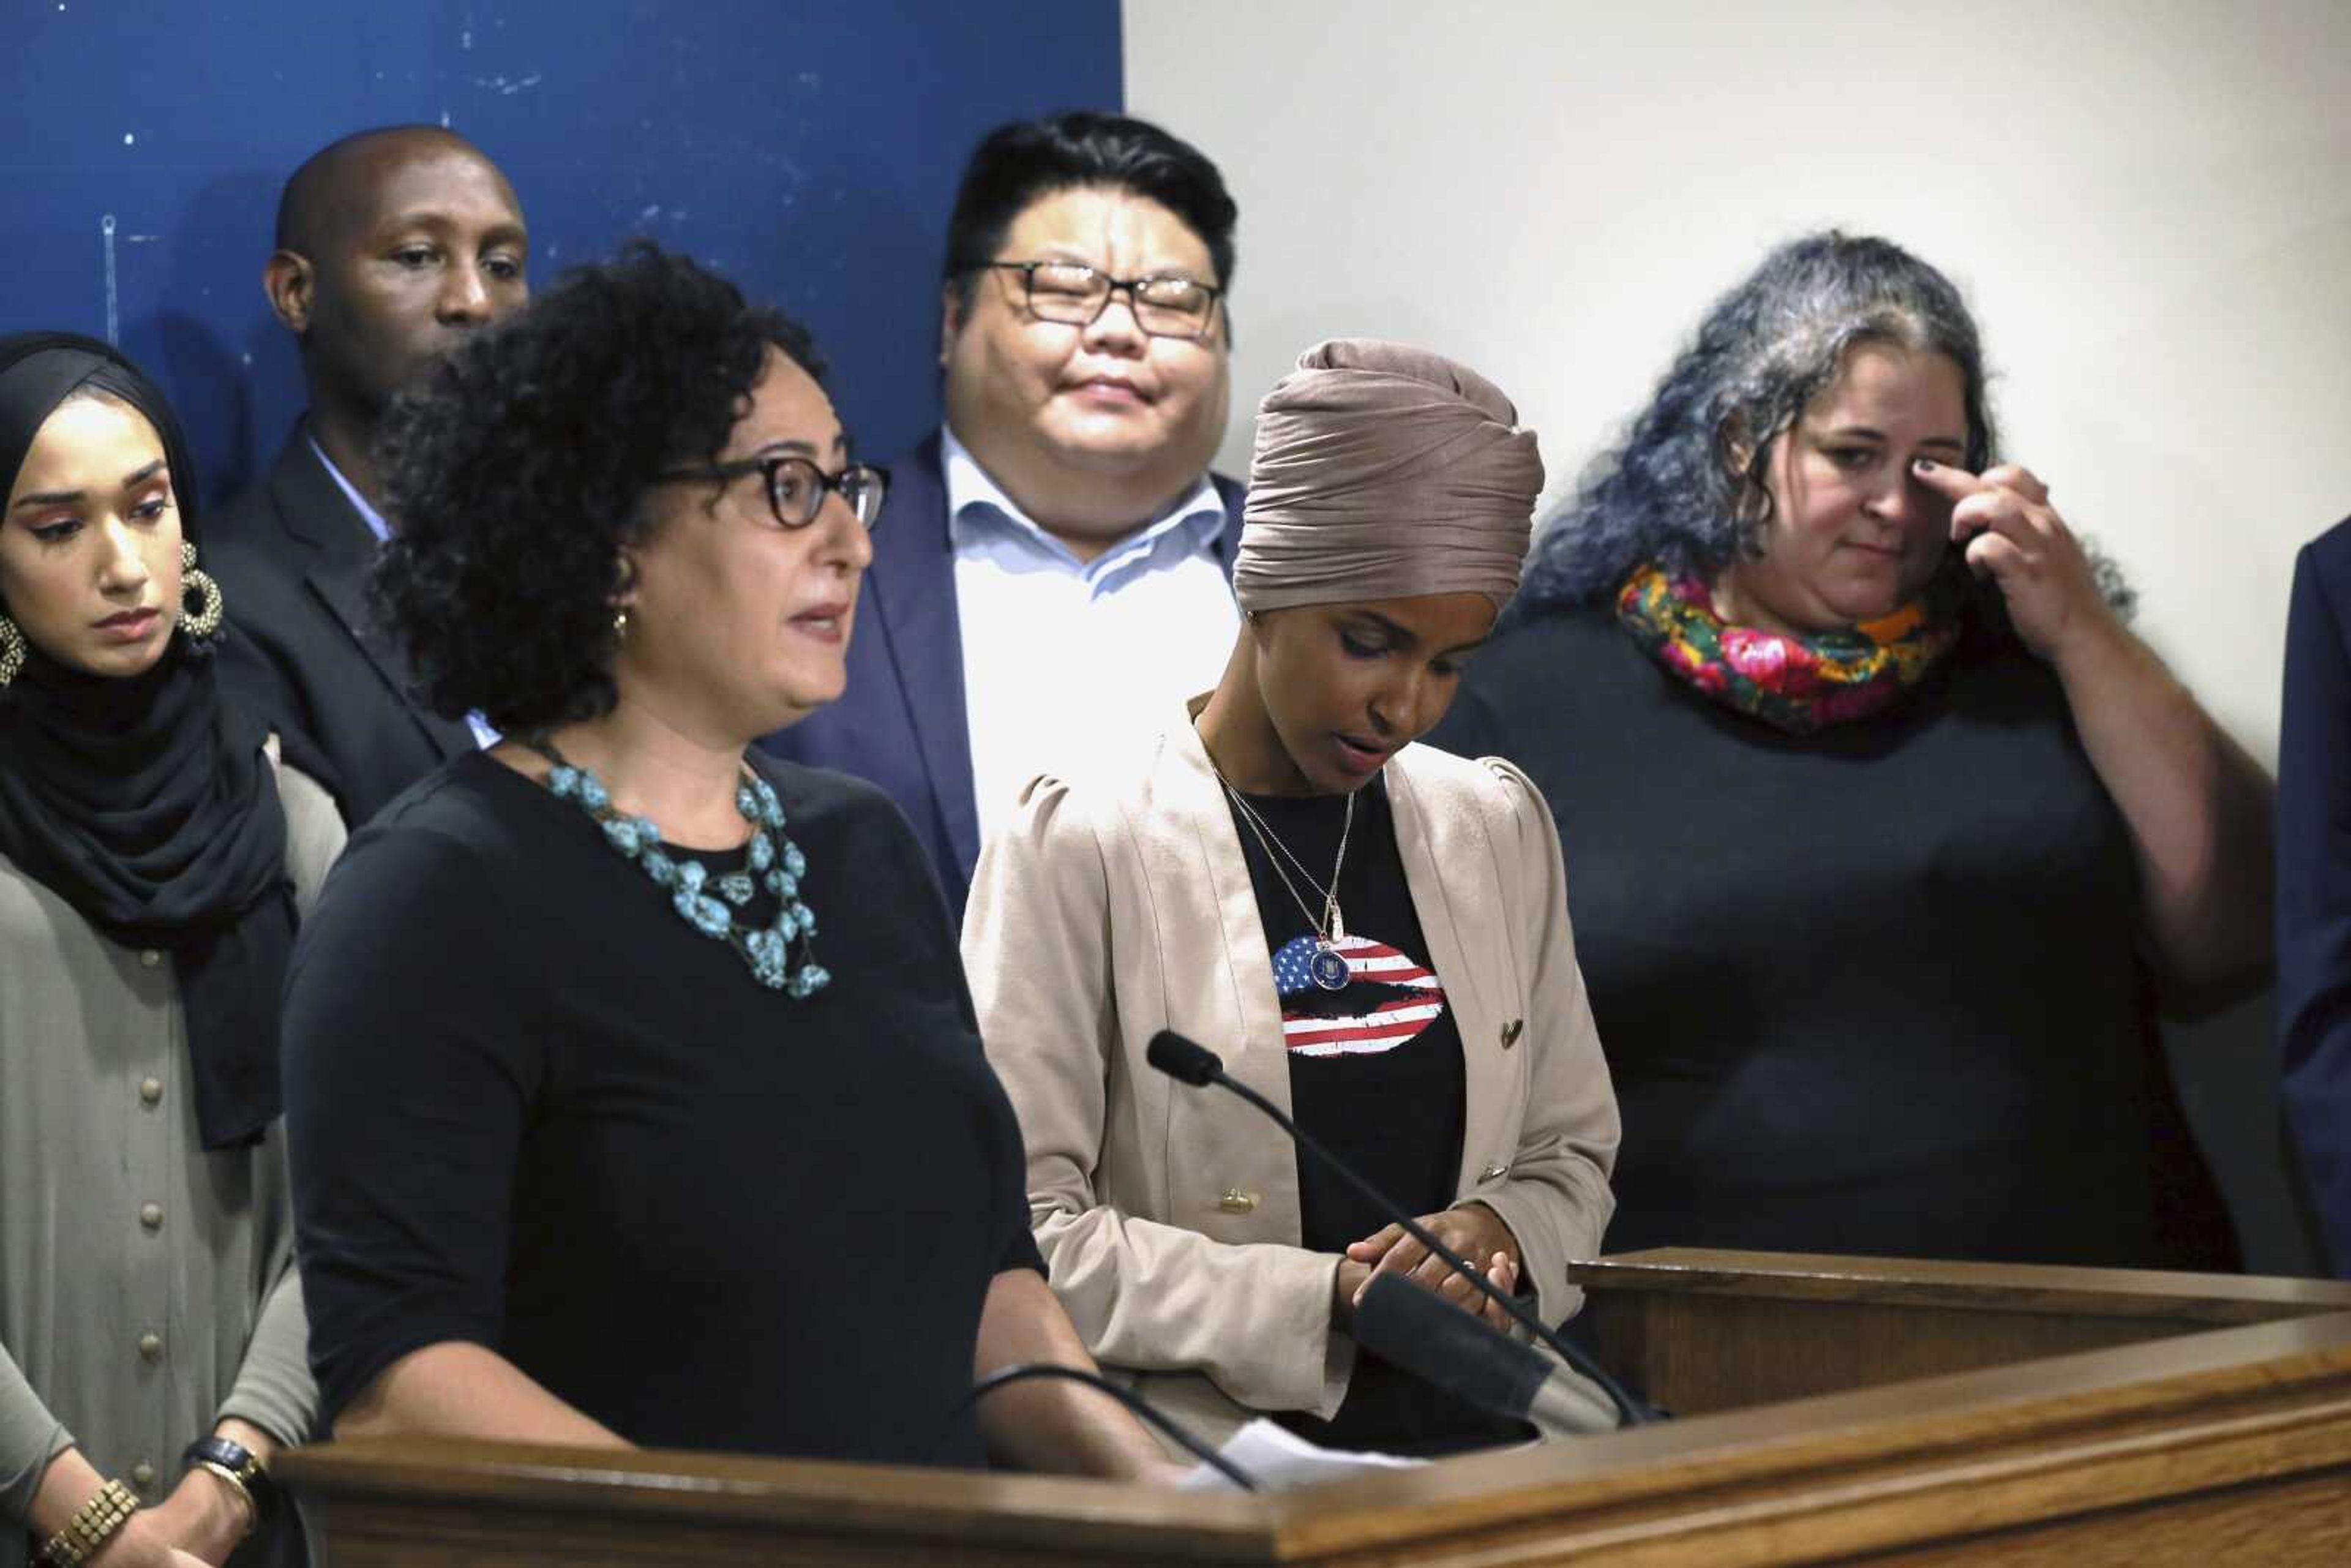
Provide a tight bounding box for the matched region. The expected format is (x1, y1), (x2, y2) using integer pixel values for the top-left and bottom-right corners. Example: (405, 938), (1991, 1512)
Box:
(283, 245), (1176, 1481)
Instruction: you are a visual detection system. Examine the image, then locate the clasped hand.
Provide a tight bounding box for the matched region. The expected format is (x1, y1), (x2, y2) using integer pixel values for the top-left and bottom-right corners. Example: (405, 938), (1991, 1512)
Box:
(137, 1465), (250, 1566)
(1333, 1203), (1522, 1332)
(86, 1469), (247, 1568)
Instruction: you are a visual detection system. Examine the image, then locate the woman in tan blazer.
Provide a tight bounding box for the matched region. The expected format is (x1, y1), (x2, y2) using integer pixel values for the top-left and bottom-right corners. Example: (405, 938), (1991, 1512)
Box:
(964, 342), (1620, 1455)
(0, 336), (335, 1568)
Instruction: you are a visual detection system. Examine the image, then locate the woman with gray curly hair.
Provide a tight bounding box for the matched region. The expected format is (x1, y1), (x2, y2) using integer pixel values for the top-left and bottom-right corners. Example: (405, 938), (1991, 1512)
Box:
(1432, 232), (2270, 1269)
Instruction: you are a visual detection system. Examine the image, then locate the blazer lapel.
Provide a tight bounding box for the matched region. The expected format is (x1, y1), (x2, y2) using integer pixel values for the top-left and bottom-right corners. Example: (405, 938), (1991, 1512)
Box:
(1161, 707), (1296, 1116)
(864, 435), (982, 876)
(1386, 750), (1513, 1200)
(272, 439), (474, 761)
(1152, 707), (1310, 1234)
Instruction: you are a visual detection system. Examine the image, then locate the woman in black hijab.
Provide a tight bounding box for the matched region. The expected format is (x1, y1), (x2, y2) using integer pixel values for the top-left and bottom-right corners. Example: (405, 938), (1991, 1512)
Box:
(0, 334), (339, 1568)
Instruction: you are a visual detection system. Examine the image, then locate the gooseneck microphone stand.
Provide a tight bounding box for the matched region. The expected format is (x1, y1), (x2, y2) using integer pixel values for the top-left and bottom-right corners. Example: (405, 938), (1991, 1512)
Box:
(1146, 1029), (1654, 1428)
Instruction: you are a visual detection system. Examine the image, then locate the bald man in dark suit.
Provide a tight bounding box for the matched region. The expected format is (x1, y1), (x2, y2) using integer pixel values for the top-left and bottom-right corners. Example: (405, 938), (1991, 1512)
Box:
(207, 126), (528, 826)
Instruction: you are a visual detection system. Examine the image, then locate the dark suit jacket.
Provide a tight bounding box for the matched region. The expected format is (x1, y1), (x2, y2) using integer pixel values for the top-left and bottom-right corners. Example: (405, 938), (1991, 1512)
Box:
(760, 432), (1246, 917)
(2279, 512), (2351, 1277)
(205, 427), (474, 829)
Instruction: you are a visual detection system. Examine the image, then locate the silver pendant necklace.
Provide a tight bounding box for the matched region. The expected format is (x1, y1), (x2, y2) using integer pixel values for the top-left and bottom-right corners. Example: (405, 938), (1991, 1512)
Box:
(1218, 777), (1356, 991)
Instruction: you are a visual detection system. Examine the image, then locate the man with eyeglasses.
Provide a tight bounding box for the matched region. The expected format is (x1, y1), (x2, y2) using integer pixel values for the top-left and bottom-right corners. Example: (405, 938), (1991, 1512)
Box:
(206, 125), (531, 828)
(761, 111), (1242, 916)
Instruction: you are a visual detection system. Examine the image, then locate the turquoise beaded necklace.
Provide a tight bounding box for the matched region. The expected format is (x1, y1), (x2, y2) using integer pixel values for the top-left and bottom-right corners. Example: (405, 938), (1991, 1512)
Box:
(526, 735), (830, 998)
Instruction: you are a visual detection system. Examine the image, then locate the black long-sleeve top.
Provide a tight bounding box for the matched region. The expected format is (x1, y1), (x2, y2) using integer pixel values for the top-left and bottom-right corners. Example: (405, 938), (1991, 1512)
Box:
(285, 751), (1041, 1465)
(1432, 609), (2235, 1270)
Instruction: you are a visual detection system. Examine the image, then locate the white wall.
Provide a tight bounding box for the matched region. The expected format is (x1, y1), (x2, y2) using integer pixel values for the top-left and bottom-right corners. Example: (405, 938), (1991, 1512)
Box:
(1125, 0), (2351, 764)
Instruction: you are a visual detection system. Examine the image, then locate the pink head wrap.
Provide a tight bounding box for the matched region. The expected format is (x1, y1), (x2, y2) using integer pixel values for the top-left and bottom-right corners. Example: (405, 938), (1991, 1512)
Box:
(1233, 339), (1542, 613)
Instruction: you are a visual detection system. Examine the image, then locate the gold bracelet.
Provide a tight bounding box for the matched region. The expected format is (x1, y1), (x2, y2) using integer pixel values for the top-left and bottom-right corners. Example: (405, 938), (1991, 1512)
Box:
(34, 1478), (139, 1567)
(190, 1457), (258, 1529)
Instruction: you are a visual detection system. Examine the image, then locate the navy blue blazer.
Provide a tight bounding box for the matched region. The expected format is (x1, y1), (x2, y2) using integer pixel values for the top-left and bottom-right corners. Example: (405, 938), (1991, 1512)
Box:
(2279, 512), (2351, 1277)
(760, 432), (1245, 917)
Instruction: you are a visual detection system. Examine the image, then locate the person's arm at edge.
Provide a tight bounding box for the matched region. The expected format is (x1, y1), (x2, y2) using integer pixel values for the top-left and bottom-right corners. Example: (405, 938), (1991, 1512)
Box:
(134, 1264), (317, 1563)
(9, 1359), (86, 1544)
(2052, 609), (2274, 996)
(285, 823), (571, 1454)
(1916, 458), (2273, 996)
(969, 1269), (1182, 1482)
(332, 1342), (625, 1447)
(23, 1443), (209, 1566)
(2278, 535), (2351, 1276)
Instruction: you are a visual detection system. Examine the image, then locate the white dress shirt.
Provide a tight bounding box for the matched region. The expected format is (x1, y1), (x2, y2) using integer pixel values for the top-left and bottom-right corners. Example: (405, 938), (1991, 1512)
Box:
(944, 426), (1239, 846)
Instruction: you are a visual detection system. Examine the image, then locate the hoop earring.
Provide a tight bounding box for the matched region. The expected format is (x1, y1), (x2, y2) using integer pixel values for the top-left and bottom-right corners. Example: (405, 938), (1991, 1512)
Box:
(178, 539), (224, 641)
(0, 613), (23, 687)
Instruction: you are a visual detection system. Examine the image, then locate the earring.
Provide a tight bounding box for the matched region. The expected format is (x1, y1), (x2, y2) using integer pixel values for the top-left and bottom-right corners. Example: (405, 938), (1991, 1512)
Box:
(177, 539), (224, 641)
(610, 555), (636, 642)
(0, 613), (23, 686)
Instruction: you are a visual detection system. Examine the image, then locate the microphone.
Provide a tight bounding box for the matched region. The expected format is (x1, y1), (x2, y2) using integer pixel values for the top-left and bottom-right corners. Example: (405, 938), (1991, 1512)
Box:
(1352, 1273), (1616, 1437)
(1145, 1029), (1223, 1086)
(1145, 1028), (1654, 1427)
(958, 1362), (1260, 1490)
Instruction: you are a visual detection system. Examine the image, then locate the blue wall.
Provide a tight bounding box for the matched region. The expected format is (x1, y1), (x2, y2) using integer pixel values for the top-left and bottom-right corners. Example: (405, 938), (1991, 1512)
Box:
(0, 1), (1122, 503)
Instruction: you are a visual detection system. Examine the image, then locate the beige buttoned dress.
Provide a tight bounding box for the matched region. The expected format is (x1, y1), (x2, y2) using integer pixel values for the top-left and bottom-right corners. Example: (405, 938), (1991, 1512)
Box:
(0, 759), (341, 1561)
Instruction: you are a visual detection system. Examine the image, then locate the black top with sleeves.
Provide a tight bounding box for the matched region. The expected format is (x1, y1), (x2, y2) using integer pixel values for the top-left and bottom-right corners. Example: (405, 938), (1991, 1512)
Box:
(284, 750), (1043, 1466)
(1430, 607), (2235, 1270)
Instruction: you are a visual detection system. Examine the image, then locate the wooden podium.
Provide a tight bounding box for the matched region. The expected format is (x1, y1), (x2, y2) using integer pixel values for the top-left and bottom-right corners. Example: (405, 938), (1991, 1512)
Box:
(279, 1250), (2351, 1565)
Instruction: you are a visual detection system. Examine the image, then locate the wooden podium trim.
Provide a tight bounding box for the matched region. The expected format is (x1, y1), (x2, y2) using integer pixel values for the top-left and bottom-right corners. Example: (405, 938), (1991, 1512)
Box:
(282, 1256), (2351, 1564)
(282, 1438), (1275, 1561)
(1258, 1309), (2351, 1564)
(1570, 1248), (2351, 1324)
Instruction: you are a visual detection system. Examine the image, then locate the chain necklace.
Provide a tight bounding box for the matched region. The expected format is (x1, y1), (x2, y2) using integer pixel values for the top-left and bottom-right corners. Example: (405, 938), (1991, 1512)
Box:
(1216, 775), (1356, 992)
(525, 735), (830, 998)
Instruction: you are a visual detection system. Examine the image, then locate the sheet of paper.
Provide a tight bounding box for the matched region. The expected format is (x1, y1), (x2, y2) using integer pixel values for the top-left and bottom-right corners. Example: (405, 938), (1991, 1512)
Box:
(1175, 1417), (1429, 1492)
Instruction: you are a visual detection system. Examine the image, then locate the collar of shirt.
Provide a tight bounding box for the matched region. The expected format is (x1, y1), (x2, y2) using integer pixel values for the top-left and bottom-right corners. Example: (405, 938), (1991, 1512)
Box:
(306, 432), (500, 751)
(941, 423), (1226, 596)
(308, 433), (392, 545)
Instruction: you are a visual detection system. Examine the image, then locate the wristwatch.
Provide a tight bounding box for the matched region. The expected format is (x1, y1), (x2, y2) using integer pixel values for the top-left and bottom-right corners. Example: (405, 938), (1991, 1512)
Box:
(181, 1435), (277, 1523)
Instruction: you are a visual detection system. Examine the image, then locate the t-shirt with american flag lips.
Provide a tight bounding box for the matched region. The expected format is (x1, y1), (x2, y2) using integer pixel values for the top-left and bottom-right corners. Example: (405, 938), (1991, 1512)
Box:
(1220, 778), (1469, 1258)
(1224, 776), (1516, 1454)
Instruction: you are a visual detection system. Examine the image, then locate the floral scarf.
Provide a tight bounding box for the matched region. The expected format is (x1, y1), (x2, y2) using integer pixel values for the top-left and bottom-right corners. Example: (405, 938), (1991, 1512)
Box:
(1615, 565), (1963, 734)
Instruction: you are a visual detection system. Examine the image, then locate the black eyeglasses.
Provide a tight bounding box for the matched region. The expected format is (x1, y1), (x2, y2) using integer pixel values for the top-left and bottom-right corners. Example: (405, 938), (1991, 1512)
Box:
(655, 454), (888, 530)
(973, 261), (1223, 340)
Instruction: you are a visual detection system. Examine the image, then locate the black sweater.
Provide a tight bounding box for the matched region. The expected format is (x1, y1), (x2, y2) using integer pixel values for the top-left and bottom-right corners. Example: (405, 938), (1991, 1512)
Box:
(1432, 609), (2233, 1269)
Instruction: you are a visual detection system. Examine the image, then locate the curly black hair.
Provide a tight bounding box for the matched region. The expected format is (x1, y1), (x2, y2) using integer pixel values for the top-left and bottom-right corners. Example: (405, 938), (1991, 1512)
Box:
(1520, 232), (1995, 612)
(373, 241), (823, 733)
